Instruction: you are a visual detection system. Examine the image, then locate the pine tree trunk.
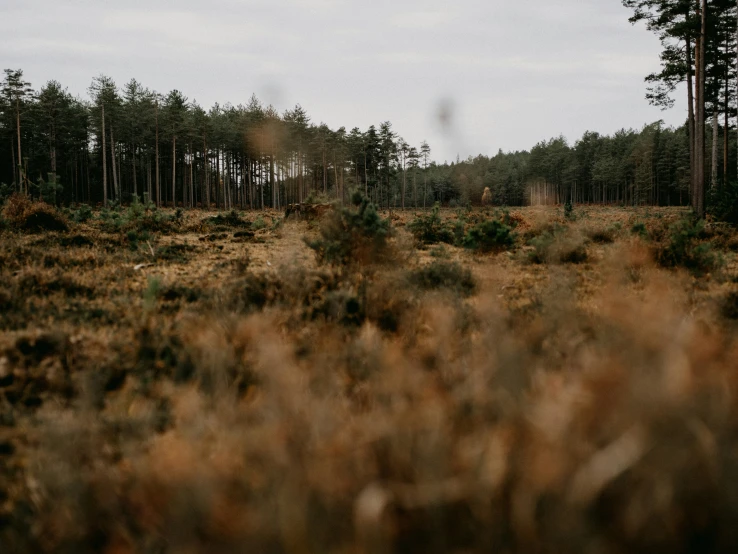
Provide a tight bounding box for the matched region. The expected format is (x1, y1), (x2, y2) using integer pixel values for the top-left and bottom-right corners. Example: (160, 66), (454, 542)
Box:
(171, 136), (176, 208)
(132, 144), (137, 199)
(271, 150), (276, 209)
(10, 137), (17, 191)
(102, 104), (107, 206)
(216, 149), (220, 210)
(712, 108), (719, 189)
(155, 103), (160, 207)
(110, 126), (118, 202)
(16, 99), (23, 193)
(696, 0), (707, 216)
(402, 161), (406, 210)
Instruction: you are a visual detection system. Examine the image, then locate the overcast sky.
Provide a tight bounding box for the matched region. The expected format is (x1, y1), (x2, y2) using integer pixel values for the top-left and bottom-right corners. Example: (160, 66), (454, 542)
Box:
(1, 0), (687, 162)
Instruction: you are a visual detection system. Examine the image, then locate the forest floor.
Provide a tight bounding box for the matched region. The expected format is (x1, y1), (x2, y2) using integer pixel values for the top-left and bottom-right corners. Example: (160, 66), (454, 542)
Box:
(2, 203), (738, 553)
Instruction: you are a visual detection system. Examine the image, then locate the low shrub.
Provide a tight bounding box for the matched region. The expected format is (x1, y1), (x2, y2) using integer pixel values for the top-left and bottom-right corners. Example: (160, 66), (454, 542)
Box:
(408, 203), (455, 245)
(71, 204), (93, 223)
(100, 202), (180, 234)
(462, 212), (516, 253)
(564, 200), (575, 220)
(586, 226), (616, 244)
(408, 261), (476, 297)
(205, 210), (250, 228)
(528, 227), (588, 265)
(252, 215), (267, 230)
(307, 193), (391, 266)
(654, 217), (719, 276)
(156, 243), (197, 262)
(631, 222), (648, 238)
(1, 194), (69, 232)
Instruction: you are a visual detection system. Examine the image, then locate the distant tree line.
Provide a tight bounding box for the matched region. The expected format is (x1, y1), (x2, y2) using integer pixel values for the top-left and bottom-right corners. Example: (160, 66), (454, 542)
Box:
(418, 123), (695, 207)
(0, 70), (435, 210)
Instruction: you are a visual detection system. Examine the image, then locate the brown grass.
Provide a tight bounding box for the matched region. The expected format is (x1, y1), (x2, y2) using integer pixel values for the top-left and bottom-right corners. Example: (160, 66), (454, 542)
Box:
(0, 205), (737, 553)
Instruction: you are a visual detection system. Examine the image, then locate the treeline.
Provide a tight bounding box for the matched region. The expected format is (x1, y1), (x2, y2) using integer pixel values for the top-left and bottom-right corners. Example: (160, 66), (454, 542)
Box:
(0, 69), (702, 210)
(423, 123), (699, 207)
(0, 71), (435, 210)
(0, 51), (735, 210)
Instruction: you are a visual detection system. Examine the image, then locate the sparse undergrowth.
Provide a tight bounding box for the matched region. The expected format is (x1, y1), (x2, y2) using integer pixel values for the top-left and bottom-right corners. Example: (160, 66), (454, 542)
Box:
(1, 205), (738, 553)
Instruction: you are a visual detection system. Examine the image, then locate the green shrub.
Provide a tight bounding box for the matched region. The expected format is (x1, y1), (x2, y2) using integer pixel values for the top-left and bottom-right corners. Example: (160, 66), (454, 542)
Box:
(430, 245), (451, 259)
(72, 204), (93, 223)
(462, 212), (516, 253)
(252, 215), (267, 231)
(100, 202), (179, 234)
(631, 222), (648, 238)
(205, 209), (249, 228)
(654, 217), (719, 276)
(307, 193), (391, 265)
(126, 229), (152, 251)
(528, 232), (555, 264)
(39, 173), (63, 205)
(408, 261), (476, 297)
(564, 200), (574, 220)
(408, 203), (454, 245)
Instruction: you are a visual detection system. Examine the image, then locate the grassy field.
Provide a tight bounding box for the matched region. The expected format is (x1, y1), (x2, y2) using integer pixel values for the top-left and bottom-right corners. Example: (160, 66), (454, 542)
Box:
(2, 198), (738, 553)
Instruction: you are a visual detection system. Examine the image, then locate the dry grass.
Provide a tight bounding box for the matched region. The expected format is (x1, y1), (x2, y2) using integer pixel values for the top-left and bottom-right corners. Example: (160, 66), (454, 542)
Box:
(1, 205), (738, 553)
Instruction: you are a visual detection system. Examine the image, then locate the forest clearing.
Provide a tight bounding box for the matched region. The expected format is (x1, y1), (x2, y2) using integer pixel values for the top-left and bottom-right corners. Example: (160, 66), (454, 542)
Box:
(2, 197), (738, 552)
(6, 0), (738, 550)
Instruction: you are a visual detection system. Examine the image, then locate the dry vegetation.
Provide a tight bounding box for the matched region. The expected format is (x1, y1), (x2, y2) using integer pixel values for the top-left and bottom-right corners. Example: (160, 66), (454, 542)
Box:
(2, 198), (738, 553)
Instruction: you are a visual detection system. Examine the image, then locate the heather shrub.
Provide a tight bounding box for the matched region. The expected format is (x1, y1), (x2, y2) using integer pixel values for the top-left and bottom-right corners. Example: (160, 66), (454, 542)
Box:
(528, 226), (588, 264)
(408, 202), (455, 245)
(71, 203), (93, 223)
(585, 225), (616, 244)
(462, 211), (516, 252)
(631, 221), (648, 238)
(564, 199), (575, 220)
(1, 193), (69, 232)
(408, 260), (476, 297)
(307, 193), (391, 265)
(654, 217), (719, 276)
(205, 209), (250, 228)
